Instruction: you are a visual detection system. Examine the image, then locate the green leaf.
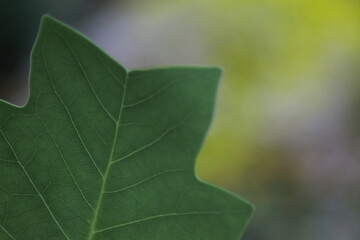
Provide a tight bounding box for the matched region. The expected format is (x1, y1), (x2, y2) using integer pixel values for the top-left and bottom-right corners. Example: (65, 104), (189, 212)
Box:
(0, 16), (253, 240)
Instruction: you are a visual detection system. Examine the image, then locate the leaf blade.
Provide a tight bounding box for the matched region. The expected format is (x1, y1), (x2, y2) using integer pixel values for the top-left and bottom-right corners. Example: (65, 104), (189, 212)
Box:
(0, 16), (253, 240)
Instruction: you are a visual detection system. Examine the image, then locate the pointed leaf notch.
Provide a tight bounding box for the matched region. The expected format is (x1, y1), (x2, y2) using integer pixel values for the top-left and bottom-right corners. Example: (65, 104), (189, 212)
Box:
(0, 16), (253, 240)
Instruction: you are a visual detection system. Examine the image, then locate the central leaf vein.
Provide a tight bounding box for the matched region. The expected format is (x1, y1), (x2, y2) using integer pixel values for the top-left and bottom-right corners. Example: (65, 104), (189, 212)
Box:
(86, 68), (129, 240)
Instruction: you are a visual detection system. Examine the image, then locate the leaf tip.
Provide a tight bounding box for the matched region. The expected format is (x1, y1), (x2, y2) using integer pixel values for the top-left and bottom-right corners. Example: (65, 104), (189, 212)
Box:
(41, 14), (56, 25)
(207, 66), (223, 82)
(40, 15), (65, 30)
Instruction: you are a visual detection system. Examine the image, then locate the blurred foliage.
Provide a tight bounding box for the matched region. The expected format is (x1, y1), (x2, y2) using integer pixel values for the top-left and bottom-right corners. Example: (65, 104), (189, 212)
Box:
(188, 1), (360, 239)
(191, 0), (360, 183)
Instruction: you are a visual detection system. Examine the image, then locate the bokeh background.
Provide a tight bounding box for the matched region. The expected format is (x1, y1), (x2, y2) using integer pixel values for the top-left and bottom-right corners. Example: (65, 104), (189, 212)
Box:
(1, 0), (360, 239)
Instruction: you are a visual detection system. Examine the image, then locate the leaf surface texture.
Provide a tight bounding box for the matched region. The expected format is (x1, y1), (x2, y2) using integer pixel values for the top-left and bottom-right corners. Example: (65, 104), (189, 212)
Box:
(0, 16), (252, 240)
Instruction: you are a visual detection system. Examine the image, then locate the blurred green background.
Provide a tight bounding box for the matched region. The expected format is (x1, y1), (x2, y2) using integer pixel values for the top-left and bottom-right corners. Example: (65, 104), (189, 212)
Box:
(1, 0), (360, 239)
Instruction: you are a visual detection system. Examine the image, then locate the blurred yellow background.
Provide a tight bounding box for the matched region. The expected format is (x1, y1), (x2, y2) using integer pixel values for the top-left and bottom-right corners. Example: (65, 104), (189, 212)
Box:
(1, 0), (359, 239)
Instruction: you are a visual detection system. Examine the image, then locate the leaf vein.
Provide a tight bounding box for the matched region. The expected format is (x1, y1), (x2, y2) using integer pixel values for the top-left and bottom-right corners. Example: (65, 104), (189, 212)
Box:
(0, 129), (71, 240)
(59, 34), (117, 124)
(0, 224), (16, 240)
(86, 70), (129, 240)
(41, 43), (104, 179)
(111, 112), (194, 165)
(34, 114), (95, 211)
(104, 169), (184, 194)
(95, 211), (242, 234)
(123, 79), (180, 108)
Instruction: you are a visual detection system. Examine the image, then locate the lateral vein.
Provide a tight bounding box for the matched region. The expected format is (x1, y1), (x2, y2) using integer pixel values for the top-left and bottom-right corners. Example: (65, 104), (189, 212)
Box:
(0, 129), (71, 240)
